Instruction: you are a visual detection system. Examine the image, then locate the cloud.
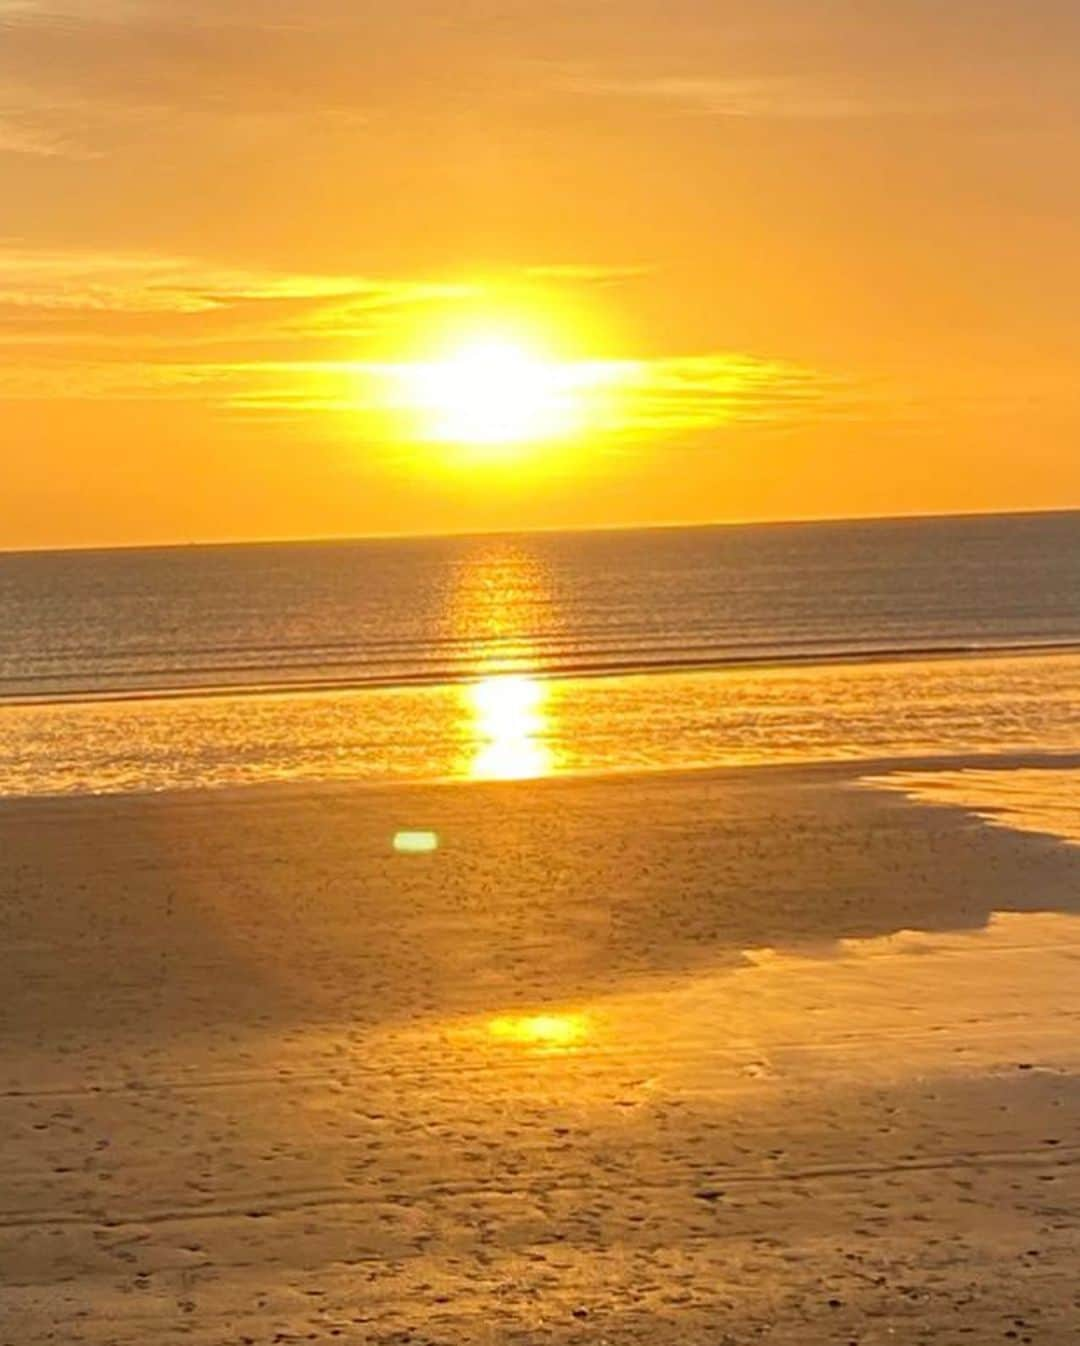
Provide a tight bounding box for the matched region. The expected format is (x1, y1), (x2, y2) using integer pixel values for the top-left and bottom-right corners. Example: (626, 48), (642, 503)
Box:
(0, 246), (654, 356)
(561, 71), (948, 121)
(616, 353), (854, 430)
(524, 263), (651, 287)
(0, 247), (476, 350)
(0, 115), (88, 157)
(0, 344), (856, 441)
(0, 3), (504, 130)
(135, 350), (856, 441)
(0, 244), (860, 441)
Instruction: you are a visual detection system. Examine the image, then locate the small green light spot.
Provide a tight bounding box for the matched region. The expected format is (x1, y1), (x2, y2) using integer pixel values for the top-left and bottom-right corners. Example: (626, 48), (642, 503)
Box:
(393, 830), (439, 855)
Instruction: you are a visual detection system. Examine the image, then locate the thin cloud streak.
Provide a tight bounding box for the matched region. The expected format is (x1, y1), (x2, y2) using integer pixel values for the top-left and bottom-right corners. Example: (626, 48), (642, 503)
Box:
(0, 117), (88, 157)
(559, 71), (978, 121)
(0, 349), (857, 436)
(0, 247), (476, 323)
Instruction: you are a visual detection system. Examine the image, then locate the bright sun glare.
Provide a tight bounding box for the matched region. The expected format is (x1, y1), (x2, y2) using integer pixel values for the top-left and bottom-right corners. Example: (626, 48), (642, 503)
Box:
(403, 338), (575, 447)
(384, 328), (632, 454)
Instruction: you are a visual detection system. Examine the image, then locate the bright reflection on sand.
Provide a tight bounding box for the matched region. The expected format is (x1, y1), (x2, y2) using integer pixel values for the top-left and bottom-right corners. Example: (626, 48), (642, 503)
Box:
(487, 1012), (590, 1051)
(460, 913), (1080, 1082)
(467, 674), (553, 780)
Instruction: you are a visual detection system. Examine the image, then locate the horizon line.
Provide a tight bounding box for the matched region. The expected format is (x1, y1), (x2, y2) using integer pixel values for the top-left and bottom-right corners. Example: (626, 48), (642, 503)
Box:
(2, 503), (1078, 559)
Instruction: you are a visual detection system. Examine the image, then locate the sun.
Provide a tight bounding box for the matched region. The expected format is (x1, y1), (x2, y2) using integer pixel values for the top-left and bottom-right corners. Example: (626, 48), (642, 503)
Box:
(398, 337), (577, 448)
(370, 314), (638, 460)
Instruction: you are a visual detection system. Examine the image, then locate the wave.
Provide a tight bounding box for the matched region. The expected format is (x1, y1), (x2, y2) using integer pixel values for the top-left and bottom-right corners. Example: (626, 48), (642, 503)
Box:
(3, 636), (1079, 710)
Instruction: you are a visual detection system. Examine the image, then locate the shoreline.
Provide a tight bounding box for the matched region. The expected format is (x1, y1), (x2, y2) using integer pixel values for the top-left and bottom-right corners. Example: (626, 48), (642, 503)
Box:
(1, 645), (1079, 802)
(0, 745), (1078, 811)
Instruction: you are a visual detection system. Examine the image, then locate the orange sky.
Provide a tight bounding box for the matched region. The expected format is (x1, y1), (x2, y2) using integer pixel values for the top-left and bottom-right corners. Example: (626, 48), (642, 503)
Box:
(3, 0), (1079, 548)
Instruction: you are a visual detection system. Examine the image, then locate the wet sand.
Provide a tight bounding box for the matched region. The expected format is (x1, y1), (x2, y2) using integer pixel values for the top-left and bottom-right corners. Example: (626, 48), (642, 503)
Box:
(2, 760), (1079, 1343)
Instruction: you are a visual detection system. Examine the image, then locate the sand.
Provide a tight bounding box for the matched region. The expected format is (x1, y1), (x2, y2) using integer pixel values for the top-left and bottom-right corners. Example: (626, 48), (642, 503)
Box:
(2, 759), (1079, 1344)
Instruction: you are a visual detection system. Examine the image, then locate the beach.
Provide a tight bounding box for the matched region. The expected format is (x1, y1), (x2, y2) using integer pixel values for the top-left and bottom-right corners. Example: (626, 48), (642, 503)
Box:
(6, 0), (1080, 1334)
(3, 760), (1079, 1344)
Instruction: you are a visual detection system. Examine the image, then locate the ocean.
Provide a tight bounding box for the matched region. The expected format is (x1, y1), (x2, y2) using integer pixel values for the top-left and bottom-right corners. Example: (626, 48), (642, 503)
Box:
(1, 510), (1079, 796)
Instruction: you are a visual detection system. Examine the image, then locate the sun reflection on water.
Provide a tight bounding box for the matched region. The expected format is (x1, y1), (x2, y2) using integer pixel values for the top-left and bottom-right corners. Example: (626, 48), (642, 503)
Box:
(445, 540), (560, 781)
(467, 674), (553, 780)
